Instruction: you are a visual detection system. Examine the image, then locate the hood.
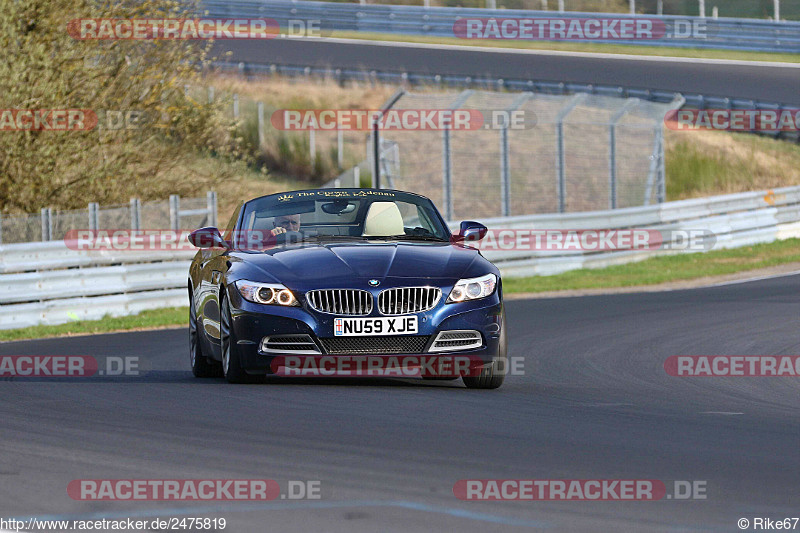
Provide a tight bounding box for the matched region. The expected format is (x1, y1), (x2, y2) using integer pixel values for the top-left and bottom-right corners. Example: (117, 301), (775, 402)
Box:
(229, 241), (487, 287)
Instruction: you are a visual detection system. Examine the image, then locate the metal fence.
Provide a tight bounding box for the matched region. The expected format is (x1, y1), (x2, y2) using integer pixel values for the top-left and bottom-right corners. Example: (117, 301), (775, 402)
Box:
(196, 84), (369, 181)
(365, 89), (682, 220)
(201, 0), (800, 53)
(226, 0), (790, 20)
(0, 192), (218, 245)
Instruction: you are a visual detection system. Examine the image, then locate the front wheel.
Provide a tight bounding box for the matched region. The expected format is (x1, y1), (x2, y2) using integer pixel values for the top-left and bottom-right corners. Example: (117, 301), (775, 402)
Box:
(220, 291), (257, 384)
(462, 311), (507, 390)
(190, 296), (222, 378)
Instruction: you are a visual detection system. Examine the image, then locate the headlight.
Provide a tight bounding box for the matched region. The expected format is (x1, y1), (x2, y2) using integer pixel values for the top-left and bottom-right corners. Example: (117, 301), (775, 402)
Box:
(446, 273), (497, 303)
(235, 280), (299, 306)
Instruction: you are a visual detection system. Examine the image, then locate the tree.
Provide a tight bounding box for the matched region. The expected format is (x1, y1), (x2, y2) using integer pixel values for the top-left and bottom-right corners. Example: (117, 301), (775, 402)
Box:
(0, 0), (245, 212)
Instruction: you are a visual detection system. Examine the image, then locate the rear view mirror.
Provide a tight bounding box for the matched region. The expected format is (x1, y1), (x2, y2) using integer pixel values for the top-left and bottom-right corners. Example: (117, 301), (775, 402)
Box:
(458, 221), (488, 242)
(321, 201), (356, 214)
(188, 227), (229, 249)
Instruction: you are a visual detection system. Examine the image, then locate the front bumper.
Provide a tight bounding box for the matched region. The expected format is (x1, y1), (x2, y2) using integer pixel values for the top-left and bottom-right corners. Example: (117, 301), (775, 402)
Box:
(228, 288), (503, 375)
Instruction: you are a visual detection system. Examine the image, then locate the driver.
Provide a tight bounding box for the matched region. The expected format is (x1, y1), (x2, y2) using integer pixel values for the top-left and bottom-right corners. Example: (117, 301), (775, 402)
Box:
(270, 214), (301, 236)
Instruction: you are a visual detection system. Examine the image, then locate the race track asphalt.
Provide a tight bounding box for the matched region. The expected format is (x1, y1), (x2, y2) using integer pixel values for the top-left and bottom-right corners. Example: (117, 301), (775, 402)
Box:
(1, 274), (799, 532)
(215, 38), (800, 105)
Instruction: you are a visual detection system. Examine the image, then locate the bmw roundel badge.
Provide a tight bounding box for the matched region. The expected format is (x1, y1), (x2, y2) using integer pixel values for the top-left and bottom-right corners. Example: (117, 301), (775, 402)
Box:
(368, 279), (380, 287)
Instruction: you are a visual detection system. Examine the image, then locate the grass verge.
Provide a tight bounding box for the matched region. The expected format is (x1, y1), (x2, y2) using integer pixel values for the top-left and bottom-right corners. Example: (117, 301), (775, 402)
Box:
(504, 238), (800, 293)
(5, 239), (800, 341)
(329, 30), (800, 63)
(0, 307), (188, 343)
(665, 130), (800, 201)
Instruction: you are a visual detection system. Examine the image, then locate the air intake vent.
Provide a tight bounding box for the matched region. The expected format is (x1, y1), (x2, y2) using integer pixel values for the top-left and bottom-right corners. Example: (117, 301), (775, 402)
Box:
(378, 287), (441, 315)
(260, 334), (321, 354)
(429, 330), (482, 353)
(306, 289), (373, 316)
(320, 336), (430, 355)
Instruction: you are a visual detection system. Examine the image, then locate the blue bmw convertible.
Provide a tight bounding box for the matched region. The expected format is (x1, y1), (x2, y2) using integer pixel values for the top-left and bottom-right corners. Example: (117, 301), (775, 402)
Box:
(187, 188), (506, 389)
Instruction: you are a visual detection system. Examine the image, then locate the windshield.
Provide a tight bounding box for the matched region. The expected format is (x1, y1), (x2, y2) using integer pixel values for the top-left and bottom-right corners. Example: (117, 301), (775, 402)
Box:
(238, 190), (450, 248)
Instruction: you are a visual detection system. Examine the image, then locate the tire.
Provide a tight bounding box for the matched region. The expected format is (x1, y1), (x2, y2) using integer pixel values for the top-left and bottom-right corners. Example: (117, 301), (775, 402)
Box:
(220, 291), (256, 384)
(190, 295), (222, 378)
(462, 311), (507, 390)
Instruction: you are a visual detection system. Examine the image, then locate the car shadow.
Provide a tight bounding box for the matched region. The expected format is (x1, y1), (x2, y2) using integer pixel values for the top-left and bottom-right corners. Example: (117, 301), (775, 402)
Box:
(0, 371), (464, 387)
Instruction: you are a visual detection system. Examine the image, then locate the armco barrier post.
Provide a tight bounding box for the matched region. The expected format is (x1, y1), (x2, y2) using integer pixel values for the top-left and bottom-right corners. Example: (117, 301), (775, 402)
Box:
(630, 0), (636, 15)
(207, 191), (218, 227)
(233, 93), (239, 118)
(0, 213), (3, 245)
(40, 208), (52, 242)
(88, 202), (99, 231)
(775, 0), (781, 21)
(130, 198), (141, 230)
(169, 195), (180, 232)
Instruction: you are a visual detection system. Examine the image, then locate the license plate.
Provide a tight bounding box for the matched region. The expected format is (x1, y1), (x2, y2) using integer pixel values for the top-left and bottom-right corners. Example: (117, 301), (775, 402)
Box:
(334, 316), (418, 336)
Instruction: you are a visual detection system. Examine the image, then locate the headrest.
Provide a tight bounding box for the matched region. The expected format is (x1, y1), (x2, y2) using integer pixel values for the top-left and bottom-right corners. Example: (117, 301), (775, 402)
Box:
(362, 202), (404, 236)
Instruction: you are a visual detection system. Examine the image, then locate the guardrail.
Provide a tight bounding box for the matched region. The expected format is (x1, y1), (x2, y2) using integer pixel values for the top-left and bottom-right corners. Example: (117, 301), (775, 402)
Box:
(201, 0), (800, 53)
(2, 186), (800, 329)
(451, 186), (800, 276)
(0, 241), (195, 329)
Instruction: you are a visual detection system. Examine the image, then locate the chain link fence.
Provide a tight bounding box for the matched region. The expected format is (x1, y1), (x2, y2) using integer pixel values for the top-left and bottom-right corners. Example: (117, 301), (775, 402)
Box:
(194, 86), (369, 184)
(0, 192), (218, 245)
(367, 89), (682, 220)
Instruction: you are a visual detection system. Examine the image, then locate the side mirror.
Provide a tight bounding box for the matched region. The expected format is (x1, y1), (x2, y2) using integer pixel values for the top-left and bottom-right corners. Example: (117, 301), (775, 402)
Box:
(458, 221), (488, 242)
(188, 227), (229, 249)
